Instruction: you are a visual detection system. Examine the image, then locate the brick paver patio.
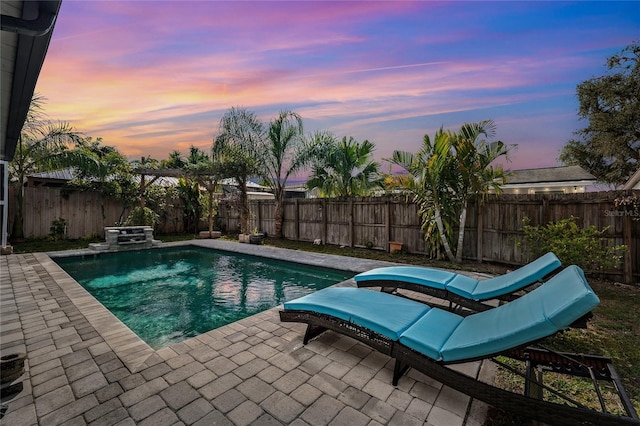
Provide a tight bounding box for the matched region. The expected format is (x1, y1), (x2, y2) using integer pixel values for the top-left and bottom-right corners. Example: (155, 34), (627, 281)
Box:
(1, 240), (491, 425)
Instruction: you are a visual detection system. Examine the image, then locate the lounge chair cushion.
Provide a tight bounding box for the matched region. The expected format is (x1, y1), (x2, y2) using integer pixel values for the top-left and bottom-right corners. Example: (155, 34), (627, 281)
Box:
(397, 309), (464, 360)
(285, 265), (597, 364)
(443, 274), (480, 299)
(401, 265), (599, 362)
(438, 298), (557, 361)
(354, 266), (456, 290)
(283, 287), (431, 340)
(446, 252), (562, 300)
(355, 252), (561, 302)
(538, 265), (599, 328)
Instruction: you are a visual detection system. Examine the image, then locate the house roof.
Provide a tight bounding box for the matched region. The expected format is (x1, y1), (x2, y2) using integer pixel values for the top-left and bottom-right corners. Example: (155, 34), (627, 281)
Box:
(623, 167), (640, 190)
(27, 168), (181, 188)
(27, 169), (273, 191)
(505, 165), (596, 185)
(1, 0), (62, 162)
(220, 178), (267, 190)
(28, 168), (75, 181)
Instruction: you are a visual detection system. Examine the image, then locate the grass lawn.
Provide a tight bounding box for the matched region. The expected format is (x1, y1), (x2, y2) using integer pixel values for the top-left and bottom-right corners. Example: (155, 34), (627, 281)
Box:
(8, 234), (639, 422)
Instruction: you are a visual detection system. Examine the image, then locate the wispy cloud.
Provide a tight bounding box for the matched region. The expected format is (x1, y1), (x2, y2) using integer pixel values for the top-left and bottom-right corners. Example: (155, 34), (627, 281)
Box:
(36, 1), (639, 169)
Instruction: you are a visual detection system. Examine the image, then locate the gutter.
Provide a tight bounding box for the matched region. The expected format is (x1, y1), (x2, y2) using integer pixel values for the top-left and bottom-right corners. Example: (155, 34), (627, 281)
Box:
(1, 2), (57, 37)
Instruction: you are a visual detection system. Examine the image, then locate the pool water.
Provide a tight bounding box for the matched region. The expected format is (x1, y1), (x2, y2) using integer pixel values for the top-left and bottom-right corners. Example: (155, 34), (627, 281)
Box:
(55, 246), (351, 349)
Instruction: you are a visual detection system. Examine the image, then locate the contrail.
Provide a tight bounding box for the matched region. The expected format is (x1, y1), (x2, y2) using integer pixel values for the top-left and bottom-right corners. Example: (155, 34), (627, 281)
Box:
(300, 62), (448, 78)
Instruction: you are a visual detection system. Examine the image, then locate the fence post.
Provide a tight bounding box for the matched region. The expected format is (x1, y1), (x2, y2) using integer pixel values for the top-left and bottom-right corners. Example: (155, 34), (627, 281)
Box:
(623, 214), (633, 284)
(476, 203), (483, 263)
(385, 199), (391, 253)
(322, 199), (327, 244)
(349, 199), (354, 247)
(255, 201), (261, 232)
(541, 198), (550, 224)
(295, 199), (300, 241)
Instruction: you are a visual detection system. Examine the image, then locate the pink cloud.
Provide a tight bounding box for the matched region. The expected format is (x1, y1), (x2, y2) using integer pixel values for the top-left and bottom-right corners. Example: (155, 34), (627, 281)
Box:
(35, 1), (638, 170)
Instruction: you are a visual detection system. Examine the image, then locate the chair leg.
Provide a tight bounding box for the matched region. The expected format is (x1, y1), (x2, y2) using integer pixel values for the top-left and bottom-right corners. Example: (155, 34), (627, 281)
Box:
(303, 324), (327, 344)
(393, 360), (410, 386)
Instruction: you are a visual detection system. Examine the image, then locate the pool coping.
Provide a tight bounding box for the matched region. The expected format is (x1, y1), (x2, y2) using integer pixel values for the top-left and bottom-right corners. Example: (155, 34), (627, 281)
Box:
(43, 239), (423, 373)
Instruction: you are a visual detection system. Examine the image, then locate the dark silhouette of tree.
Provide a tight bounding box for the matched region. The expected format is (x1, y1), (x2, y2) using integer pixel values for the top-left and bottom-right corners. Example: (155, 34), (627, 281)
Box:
(560, 41), (640, 186)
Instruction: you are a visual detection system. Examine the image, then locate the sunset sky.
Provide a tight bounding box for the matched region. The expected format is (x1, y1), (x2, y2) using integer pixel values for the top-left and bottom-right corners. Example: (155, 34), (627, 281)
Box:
(35, 1), (639, 174)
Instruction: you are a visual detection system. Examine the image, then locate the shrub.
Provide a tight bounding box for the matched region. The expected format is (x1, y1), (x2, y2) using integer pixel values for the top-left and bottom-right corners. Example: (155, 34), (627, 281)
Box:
(49, 217), (67, 240)
(125, 206), (159, 228)
(519, 216), (626, 272)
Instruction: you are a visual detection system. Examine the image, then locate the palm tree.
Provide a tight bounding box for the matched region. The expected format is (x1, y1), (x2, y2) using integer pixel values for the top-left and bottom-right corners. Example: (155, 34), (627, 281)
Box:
(161, 150), (185, 169)
(9, 95), (89, 238)
(73, 137), (132, 187)
(176, 177), (202, 233)
(390, 129), (459, 260)
(262, 111), (331, 238)
(170, 146), (218, 234)
(64, 137), (137, 225)
(390, 121), (508, 263)
(213, 107), (265, 235)
(186, 146), (209, 165)
(451, 121), (508, 262)
(185, 146), (225, 238)
(307, 136), (382, 198)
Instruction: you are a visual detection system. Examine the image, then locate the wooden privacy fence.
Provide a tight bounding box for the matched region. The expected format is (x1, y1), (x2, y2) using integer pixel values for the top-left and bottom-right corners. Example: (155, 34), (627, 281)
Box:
(8, 186), (639, 283)
(219, 191), (639, 283)
(7, 187), (186, 239)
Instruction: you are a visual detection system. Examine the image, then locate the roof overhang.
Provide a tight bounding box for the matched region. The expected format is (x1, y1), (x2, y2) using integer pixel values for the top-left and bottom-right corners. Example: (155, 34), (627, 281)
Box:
(1, 0), (62, 162)
(502, 180), (596, 190)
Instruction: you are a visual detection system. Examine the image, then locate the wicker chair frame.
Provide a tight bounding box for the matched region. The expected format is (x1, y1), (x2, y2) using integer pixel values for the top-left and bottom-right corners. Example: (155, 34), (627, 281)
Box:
(356, 278), (530, 312)
(279, 309), (639, 426)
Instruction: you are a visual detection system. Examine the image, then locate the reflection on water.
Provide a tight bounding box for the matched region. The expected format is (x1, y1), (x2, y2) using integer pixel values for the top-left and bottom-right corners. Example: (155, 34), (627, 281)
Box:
(55, 246), (351, 349)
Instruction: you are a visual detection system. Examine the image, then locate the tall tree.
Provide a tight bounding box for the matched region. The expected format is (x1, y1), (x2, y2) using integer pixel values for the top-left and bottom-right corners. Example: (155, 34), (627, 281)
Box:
(261, 111), (329, 238)
(560, 41), (640, 185)
(390, 121), (508, 263)
(185, 146), (225, 238)
(213, 107), (265, 235)
(390, 129), (458, 260)
(450, 121), (508, 262)
(186, 146), (209, 165)
(175, 146), (216, 234)
(72, 137), (133, 189)
(9, 95), (89, 238)
(306, 136), (382, 198)
(176, 177), (202, 233)
(68, 137), (137, 224)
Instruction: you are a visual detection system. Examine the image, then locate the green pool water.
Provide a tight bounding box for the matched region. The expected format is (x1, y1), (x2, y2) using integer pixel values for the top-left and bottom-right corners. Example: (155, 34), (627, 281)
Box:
(55, 246), (351, 349)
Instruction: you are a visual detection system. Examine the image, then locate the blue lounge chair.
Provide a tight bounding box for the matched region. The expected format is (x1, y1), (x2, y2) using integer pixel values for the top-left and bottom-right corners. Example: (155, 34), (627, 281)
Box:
(354, 252), (561, 311)
(280, 265), (639, 426)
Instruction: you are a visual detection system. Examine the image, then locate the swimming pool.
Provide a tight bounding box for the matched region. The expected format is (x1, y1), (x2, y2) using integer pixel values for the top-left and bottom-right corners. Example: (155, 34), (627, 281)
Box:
(54, 246), (351, 349)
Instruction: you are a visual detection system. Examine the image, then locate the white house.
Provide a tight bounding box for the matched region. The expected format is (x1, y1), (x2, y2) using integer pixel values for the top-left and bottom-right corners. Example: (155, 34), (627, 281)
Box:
(501, 165), (597, 194)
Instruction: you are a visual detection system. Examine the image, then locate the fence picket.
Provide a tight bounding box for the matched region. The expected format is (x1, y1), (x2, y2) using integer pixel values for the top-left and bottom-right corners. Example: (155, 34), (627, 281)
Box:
(8, 187), (638, 282)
